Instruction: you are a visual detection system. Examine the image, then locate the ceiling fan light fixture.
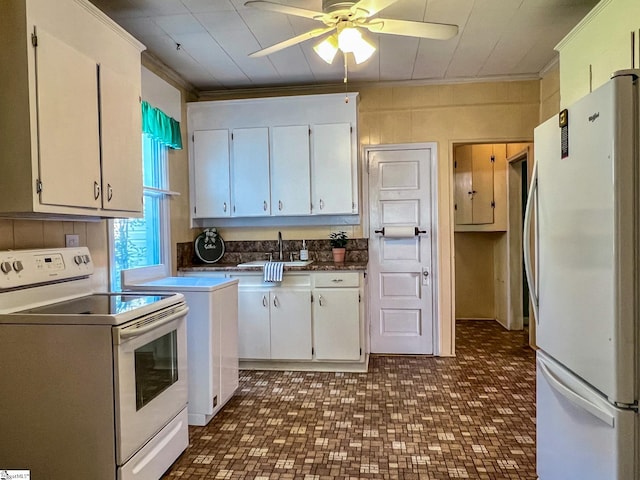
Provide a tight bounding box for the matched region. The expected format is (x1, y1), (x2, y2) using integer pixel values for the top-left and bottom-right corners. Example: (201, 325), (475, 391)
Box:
(313, 35), (339, 64)
(351, 34), (375, 64)
(337, 26), (375, 64)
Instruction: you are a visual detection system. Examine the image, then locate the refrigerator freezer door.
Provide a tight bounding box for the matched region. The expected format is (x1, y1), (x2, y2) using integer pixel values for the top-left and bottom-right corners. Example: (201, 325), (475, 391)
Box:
(533, 73), (637, 405)
(537, 352), (636, 480)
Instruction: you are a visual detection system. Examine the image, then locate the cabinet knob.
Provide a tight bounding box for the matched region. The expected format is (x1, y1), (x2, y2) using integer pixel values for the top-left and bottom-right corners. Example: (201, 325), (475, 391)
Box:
(278, 200), (283, 211)
(318, 295), (324, 306)
(107, 184), (113, 202)
(262, 295), (267, 307)
(319, 199), (324, 210)
(94, 181), (100, 200)
(223, 202), (227, 213)
(273, 295), (279, 308)
(263, 201), (268, 211)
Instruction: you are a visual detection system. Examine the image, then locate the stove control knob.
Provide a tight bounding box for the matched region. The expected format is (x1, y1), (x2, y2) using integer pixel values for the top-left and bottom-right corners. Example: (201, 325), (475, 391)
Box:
(74, 255), (83, 265)
(82, 255), (91, 264)
(12, 260), (24, 273)
(1, 261), (12, 274)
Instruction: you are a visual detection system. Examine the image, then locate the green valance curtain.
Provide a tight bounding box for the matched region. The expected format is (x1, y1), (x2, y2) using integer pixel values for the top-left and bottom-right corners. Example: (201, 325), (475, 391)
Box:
(141, 100), (183, 150)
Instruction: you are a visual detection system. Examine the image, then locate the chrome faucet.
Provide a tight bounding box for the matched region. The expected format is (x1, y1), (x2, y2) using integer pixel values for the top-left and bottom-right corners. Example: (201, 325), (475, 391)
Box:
(277, 231), (283, 261)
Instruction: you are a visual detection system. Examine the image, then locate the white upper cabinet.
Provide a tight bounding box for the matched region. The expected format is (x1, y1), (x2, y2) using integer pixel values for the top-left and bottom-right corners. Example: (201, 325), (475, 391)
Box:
(0, 0), (145, 218)
(231, 127), (271, 217)
(311, 123), (354, 215)
(270, 125), (311, 216)
(187, 93), (358, 225)
(35, 28), (102, 210)
(100, 64), (143, 213)
(557, 0), (640, 106)
(192, 130), (231, 218)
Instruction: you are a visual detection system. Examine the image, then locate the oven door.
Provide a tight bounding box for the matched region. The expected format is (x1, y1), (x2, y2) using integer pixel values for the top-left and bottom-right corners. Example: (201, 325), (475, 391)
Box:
(113, 303), (189, 465)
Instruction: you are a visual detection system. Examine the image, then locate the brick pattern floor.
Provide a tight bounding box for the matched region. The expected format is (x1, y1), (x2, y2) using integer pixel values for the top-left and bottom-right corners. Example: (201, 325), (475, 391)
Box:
(163, 320), (536, 479)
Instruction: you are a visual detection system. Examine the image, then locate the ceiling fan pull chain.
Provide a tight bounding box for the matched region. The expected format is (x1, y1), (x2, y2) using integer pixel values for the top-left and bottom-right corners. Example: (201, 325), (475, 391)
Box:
(344, 52), (349, 103)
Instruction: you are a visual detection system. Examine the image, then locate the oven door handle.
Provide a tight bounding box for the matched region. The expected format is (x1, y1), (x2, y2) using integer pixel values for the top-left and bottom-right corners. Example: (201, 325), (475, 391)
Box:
(116, 305), (189, 342)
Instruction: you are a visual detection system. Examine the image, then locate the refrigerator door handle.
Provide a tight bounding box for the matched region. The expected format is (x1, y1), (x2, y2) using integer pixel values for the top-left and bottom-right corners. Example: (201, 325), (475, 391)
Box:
(523, 162), (539, 322)
(538, 358), (615, 427)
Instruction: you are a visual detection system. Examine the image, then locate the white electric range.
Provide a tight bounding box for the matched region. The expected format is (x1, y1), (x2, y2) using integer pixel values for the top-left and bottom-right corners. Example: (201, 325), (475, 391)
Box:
(0, 247), (189, 480)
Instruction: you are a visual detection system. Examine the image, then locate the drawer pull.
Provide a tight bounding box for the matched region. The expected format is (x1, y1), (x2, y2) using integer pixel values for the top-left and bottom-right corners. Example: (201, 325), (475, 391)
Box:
(331, 278), (343, 283)
(262, 295), (267, 307)
(318, 295), (324, 306)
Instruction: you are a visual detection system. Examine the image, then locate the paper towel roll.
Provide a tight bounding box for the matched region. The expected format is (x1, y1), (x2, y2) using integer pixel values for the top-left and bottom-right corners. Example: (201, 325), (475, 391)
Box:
(383, 226), (416, 238)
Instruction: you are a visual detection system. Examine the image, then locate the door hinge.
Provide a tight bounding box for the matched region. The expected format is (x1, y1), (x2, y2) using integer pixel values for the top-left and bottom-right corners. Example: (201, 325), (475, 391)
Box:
(454, 203), (457, 211)
(311, 293), (314, 303)
(192, 134), (194, 142)
(35, 179), (42, 193)
(231, 132), (234, 140)
(491, 201), (495, 208)
(312, 347), (314, 355)
(358, 293), (361, 302)
(454, 160), (457, 169)
(360, 348), (362, 355)
(309, 127), (312, 136)
(31, 33), (38, 47)
(350, 126), (353, 134)
(490, 155), (495, 163)
(194, 206), (197, 214)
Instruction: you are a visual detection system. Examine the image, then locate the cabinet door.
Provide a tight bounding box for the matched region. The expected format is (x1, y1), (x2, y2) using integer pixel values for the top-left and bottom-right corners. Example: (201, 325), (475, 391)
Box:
(232, 127), (270, 217)
(237, 289), (270, 359)
(192, 130), (231, 218)
(313, 289), (360, 360)
(35, 28), (101, 209)
(100, 64), (143, 213)
(270, 289), (312, 360)
(271, 125), (311, 216)
(311, 123), (354, 214)
(454, 144), (494, 225)
(454, 145), (473, 224)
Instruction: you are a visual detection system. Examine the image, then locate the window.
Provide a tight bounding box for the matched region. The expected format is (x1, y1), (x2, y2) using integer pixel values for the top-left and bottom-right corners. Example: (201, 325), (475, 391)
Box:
(110, 135), (171, 291)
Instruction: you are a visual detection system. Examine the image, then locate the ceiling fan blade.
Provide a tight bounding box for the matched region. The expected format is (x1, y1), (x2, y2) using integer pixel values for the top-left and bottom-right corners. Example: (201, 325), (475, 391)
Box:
(351, 0), (399, 17)
(244, 1), (324, 20)
(249, 26), (335, 58)
(364, 18), (458, 40)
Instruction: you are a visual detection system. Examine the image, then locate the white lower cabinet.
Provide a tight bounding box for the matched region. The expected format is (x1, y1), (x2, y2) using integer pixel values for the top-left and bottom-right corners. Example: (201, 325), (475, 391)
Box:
(233, 274), (312, 361)
(270, 289), (312, 360)
(237, 288), (271, 359)
(227, 271), (365, 369)
(313, 288), (360, 360)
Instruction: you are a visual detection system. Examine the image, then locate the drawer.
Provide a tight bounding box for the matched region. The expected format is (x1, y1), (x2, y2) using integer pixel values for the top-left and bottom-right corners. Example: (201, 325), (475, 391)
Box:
(230, 273), (311, 287)
(314, 272), (360, 288)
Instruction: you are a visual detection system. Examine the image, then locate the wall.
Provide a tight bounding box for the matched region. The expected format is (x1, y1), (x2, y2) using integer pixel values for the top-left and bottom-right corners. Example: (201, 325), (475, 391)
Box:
(0, 219), (108, 290)
(193, 80), (540, 355)
(539, 63), (560, 122)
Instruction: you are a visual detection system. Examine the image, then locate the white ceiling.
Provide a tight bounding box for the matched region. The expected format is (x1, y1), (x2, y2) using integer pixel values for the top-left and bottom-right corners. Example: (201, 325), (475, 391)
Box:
(89, 0), (599, 92)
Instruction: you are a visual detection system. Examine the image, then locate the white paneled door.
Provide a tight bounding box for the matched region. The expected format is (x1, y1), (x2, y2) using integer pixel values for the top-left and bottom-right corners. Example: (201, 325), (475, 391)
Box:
(368, 146), (436, 354)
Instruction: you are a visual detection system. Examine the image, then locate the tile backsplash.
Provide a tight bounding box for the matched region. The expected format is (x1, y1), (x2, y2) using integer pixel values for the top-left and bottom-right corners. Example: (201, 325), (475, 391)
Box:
(177, 238), (369, 267)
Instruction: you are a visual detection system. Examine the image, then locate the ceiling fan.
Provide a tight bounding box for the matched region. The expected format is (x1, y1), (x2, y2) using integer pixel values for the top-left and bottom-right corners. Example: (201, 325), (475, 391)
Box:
(245, 0), (459, 63)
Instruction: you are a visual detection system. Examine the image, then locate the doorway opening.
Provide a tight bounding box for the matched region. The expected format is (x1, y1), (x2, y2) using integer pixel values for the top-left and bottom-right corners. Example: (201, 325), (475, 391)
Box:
(453, 142), (533, 348)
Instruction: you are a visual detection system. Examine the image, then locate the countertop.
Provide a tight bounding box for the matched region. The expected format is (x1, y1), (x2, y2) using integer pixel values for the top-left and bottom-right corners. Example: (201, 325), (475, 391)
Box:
(179, 261), (367, 273)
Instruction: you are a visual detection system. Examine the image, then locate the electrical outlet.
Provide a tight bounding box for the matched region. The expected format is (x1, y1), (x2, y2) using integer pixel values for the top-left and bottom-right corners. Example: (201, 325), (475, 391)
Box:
(65, 234), (80, 248)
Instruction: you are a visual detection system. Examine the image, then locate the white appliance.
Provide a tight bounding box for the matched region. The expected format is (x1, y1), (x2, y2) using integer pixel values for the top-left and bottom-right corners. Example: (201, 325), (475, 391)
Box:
(122, 266), (239, 426)
(525, 70), (640, 479)
(0, 248), (189, 480)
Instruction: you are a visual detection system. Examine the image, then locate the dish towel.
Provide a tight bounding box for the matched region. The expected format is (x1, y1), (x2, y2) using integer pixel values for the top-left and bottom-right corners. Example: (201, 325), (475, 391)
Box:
(263, 261), (284, 282)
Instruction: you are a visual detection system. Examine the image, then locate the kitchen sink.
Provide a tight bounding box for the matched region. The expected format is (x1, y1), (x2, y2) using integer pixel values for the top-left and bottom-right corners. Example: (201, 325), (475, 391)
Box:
(236, 260), (314, 267)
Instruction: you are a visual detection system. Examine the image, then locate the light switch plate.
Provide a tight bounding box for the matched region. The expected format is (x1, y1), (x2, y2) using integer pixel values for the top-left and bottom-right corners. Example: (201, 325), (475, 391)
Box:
(65, 234), (80, 248)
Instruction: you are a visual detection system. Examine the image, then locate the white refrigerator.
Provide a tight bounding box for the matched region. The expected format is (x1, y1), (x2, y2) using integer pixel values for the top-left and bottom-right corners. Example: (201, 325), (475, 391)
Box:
(525, 70), (639, 479)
